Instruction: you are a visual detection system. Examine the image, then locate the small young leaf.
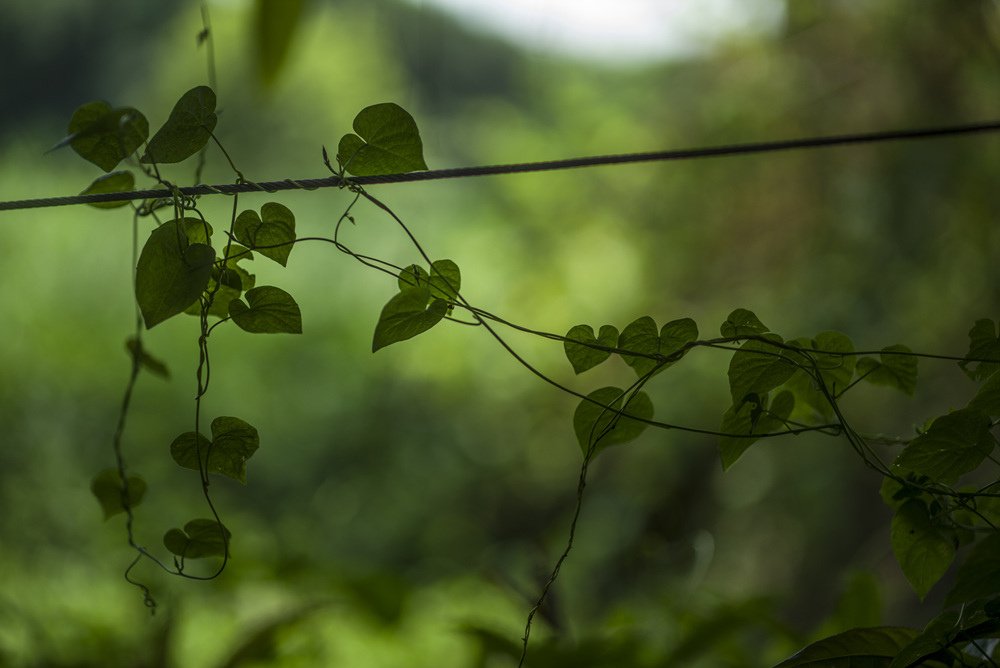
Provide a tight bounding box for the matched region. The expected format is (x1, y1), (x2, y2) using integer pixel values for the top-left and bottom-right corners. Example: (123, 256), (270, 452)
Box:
(856, 344), (918, 395)
(890, 499), (955, 600)
(429, 260), (461, 301)
(141, 86), (218, 164)
(170, 417), (260, 484)
(229, 286), (302, 334)
(564, 324), (618, 374)
(959, 318), (1000, 381)
(945, 533), (1000, 607)
(573, 386), (654, 458)
(233, 203), (296, 266)
(337, 103), (429, 176)
(895, 408), (994, 483)
(79, 170), (135, 209)
(253, 0), (305, 86)
(125, 336), (170, 379)
(718, 390), (794, 470)
(720, 308), (768, 338)
(62, 102), (148, 171)
(372, 287), (448, 352)
(727, 335), (797, 404)
(163, 519), (230, 559)
(807, 331), (856, 392)
(773, 627), (919, 667)
(135, 218), (216, 329)
(90, 468), (147, 520)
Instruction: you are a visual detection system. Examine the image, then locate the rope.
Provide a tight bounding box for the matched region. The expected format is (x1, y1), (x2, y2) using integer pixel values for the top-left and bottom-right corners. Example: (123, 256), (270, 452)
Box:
(2, 119), (999, 212)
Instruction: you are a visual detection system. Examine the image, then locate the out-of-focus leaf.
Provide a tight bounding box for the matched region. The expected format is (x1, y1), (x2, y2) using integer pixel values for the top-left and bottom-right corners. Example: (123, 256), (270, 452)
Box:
(90, 468), (147, 520)
(253, 0), (306, 87)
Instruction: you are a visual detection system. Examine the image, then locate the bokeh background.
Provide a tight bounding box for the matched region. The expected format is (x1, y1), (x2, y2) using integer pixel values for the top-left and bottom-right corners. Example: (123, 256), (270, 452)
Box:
(1, 1), (999, 666)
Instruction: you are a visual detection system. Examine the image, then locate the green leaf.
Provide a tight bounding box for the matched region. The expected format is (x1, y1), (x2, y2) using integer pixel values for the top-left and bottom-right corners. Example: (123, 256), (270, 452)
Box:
(125, 336), (170, 379)
(718, 390), (794, 470)
(891, 603), (1000, 668)
(141, 86), (218, 164)
(229, 286), (302, 334)
(61, 102), (148, 172)
(728, 335), (798, 404)
(372, 287), (448, 352)
(253, 0), (305, 86)
(337, 103), (429, 176)
(945, 533), (1000, 607)
(856, 345), (918, 396)
(895, 408), (994, 484)
(969, 369), (1000, 416)
(890, 499), (955, 600)
(618, 316), (698, 377)
(773, 627), (919, 667)
(135, 218), (216, 329)
(564, 324), (619, 374)
(429, 259), (461, 301)
(573, 386), (654, 458)
(90, 468), (147, 520)
(169, 416), (260, 484)
(398, 264), (429, 291)
(233, 203), (296, 266)
(163, 519), (230, 559)
(799, 331), (856, 393)
(721, 308), (768, 338)
(79, 170), (135, 209)
(959, 319), (1000, 381)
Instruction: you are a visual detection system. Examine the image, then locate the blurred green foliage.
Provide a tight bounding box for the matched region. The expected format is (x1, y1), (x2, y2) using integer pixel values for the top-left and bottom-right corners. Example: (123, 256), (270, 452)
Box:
(1, 0), (1000, 665)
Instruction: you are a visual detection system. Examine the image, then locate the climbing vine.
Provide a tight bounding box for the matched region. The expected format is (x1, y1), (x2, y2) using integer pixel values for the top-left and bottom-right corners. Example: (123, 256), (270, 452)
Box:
(29, 20), (1000, 668)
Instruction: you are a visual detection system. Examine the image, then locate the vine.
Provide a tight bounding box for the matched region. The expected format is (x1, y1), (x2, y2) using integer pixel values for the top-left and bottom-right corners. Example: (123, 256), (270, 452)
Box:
(24, 24), (1000, 668)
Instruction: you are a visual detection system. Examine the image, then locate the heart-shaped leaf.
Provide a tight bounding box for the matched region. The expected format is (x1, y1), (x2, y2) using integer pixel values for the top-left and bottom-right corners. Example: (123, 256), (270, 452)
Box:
(163, 519), (231, 559)
(727, 334), (798, 404)
(891, 499), (955, 600)
(135, 218), (216, 329)
(233, 203), (296, 266)
(856, 344), (918, 396)
(141, 86), (218, 164)
(90, 468), (147, 520)
(573, 386), (654, 458)
(79, 170), (135, 209)
(720, 308), (769, 338)
(337, 103), (429, 176)
(895, 408), (994, 484)
(718, 390), (794, 470)
(618, 316), (698, 378)
(229, 285), (302, 334)
(564, 324), (619, 374)
(169, 416), (260, 484)
(60, 102), (148, 172)
(372, 286), (448, 352)
(428, 259), (461, 301)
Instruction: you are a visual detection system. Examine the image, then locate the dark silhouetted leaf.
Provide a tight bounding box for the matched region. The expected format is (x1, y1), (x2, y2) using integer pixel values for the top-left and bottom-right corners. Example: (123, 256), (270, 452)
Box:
(945, 533), (1000, 607)
(337, 103), (429, 176)
(564, 324), (619, 374)
(163, 519), (230, 558)
(728, 335), (797, 404)
(233, 203), (295, 266)
(229, 286), (302, 334)
(895, 408), (994, 483)
(170, 417), (259, 484)
(721, 308), (768, 338)
(372, 286), (448, 352)
(856, 345), (918, 396)
(428, 259), (461, 301)
(60, 102), (148, 172)
(774, 627), (918, 667)
(959, 319), (1000, 381)
(968, 369), (1000, 417)
(135, 218), (216, 329)
(618, 316), (697, 377)
(80, 170), (135, 209)
(891, 499), (955, 600)
(573, 386), (653, 458)
(719, 390), (794, 470)
(90, 468), (147, 520)
(141, 86), (218, 164)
